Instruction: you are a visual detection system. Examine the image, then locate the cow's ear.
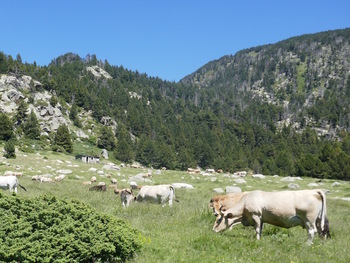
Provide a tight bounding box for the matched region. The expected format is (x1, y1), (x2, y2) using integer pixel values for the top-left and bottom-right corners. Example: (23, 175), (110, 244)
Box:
(226, 213), (234, 219)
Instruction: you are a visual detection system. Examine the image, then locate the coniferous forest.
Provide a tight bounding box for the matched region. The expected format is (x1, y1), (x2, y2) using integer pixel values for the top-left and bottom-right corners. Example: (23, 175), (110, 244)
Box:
(1, 28), (350, 180)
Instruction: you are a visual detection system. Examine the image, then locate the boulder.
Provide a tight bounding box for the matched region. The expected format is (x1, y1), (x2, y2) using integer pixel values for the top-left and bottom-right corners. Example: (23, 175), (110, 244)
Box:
(252, 174), (265, 179)
(101, 149), (109, 159)
(213, 188), (224, 193)
(287, 183), (300, 189)
(171, 183), (195, 189)
(225, 186), (242, 193)
(234, 178), (247, 184)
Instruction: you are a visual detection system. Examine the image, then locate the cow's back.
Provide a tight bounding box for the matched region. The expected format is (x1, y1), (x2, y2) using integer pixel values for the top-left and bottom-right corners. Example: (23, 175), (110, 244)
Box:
(136, 185), (174, 205)
(0, 175), (17, 188)
(241, 190), (324, 228)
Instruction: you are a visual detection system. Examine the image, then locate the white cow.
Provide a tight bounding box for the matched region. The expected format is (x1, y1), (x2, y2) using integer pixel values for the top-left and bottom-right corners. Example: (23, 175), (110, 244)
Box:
(120, 188), (134, 208)
(0, 175), (27, 194)
(135, 184), (176, 207)
(213, 189), (330, 244)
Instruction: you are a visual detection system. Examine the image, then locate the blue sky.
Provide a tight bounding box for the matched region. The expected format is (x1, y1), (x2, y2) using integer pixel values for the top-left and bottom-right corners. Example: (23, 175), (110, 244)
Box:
(1, 1), (350, 82)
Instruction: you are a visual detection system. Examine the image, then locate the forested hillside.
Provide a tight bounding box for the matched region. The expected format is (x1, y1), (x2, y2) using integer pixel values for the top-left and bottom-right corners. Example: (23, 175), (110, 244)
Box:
(1, 28), (350, 180)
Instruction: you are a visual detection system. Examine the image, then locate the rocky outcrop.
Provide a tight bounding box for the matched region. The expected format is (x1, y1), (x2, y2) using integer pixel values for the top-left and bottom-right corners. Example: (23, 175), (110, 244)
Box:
(0, 74), (71, 134)
(86, 66), (112, 79)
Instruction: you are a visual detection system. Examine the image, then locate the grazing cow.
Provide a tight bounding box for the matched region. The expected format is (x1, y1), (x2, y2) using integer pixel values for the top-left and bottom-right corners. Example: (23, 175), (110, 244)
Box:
(82, 181), (92, 186)
(0, 175), (27, 193)
(213, 189), (330, 244)
(4, 171), (23, 177)
(120, 188), (134, 208)
(54, 174), (65, 181)
(135, 184), (176, 207)
(32, 175), (40, 181)
(40, 177), (55, 183)
(89, 184), (107, 191)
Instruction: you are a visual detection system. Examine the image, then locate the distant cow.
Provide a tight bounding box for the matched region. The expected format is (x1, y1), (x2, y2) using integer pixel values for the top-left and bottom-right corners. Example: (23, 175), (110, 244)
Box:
(111, 178), (117, 184)
(120, 188), (134, 208)
(89, 184), (107, 192)
(135, 184), (176, 207)
(54, 174), (65, 181)
(213, 189), (330, 244)
(40, 177), (55, 183)
(0, 175), (27, 193)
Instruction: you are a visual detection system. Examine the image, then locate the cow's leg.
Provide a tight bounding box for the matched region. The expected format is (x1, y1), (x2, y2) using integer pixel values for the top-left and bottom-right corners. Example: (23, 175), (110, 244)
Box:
(252, 214), (262, 240)
(161, 199), (166, 207)
(168, 198), (173, 207)
(306, 222), (316, 245)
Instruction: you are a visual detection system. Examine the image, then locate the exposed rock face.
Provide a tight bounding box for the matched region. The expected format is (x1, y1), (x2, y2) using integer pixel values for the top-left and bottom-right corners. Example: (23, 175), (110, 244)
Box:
(0, 74), (69, 134)
(0, 74), (41, 91)
(86, 66), (112, 79)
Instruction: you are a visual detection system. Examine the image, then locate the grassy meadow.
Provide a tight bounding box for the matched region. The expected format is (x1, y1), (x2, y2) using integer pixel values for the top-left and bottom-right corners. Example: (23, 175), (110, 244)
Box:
(1, 148), (350, 263)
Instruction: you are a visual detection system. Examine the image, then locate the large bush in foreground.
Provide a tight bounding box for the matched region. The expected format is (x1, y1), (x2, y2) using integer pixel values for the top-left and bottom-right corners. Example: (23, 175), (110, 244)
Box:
(0, 194), (142, 262)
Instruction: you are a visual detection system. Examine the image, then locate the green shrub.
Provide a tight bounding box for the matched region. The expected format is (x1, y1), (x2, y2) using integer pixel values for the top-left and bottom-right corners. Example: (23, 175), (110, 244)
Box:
(4, 140), (16, 159)
(0, 194), (142, 262)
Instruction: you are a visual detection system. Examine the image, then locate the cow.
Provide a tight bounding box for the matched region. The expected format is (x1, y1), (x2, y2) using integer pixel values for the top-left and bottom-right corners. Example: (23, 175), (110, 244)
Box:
(40, 177), (55, 183)
(111, 178), (117, 184)
(89, 184), (107, 192)
(0, 175), (27, 194)
(91, 176), (97, 182)
(54, 174), (65, 181)
(135, 184), (176, 207)
(212, 189), (330, 244)
(120, 188), (134, 208)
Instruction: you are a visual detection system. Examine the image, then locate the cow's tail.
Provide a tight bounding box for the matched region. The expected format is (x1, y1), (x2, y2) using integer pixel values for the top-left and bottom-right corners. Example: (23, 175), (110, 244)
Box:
(170, 186), (179, 202)
(18, 182), (27, 192)
(317, 190), (330, 239)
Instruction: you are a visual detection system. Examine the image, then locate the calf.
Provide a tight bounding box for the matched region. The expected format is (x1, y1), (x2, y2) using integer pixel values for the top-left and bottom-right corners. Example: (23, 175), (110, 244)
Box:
(213, 189), (330, 244)
(120, 188), (134, 208)
(0, 175), (27, 194)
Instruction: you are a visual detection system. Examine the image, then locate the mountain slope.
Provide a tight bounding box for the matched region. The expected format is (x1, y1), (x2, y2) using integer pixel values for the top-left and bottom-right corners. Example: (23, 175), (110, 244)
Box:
(181, 28), (350, 138)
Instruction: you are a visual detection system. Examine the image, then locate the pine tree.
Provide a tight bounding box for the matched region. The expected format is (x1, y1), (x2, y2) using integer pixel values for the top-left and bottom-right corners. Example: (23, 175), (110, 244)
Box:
(24, 110), (41, 140)
(0, 113), (14, 141)
(97, 126), (116, 151)
(13, 100), (28, 128)
(114, 126), (134, 163)
(0, 52), (8, 74)
(69, 103), (82, 128)
(53, 124), (73, 153)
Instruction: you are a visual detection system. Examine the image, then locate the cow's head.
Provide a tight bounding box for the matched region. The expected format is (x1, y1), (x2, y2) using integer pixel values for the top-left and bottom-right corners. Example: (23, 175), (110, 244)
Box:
(212, 206), (241, 232)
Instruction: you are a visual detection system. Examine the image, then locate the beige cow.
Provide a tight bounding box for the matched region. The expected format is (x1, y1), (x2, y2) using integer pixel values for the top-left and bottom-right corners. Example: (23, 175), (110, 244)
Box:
(213, 189), (331, 244)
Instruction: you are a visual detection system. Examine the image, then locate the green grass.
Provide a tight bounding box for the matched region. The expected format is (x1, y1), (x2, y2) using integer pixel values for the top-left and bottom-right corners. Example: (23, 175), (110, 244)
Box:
(1, 149), (350, 263)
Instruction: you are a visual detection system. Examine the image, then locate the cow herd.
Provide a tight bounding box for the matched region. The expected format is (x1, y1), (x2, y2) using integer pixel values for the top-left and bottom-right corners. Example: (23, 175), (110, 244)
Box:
(0, 171), (331, 244)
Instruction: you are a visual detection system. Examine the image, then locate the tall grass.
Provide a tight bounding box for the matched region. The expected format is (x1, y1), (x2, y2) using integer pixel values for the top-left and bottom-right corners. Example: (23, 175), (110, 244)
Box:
(1, 150), (350, 263)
